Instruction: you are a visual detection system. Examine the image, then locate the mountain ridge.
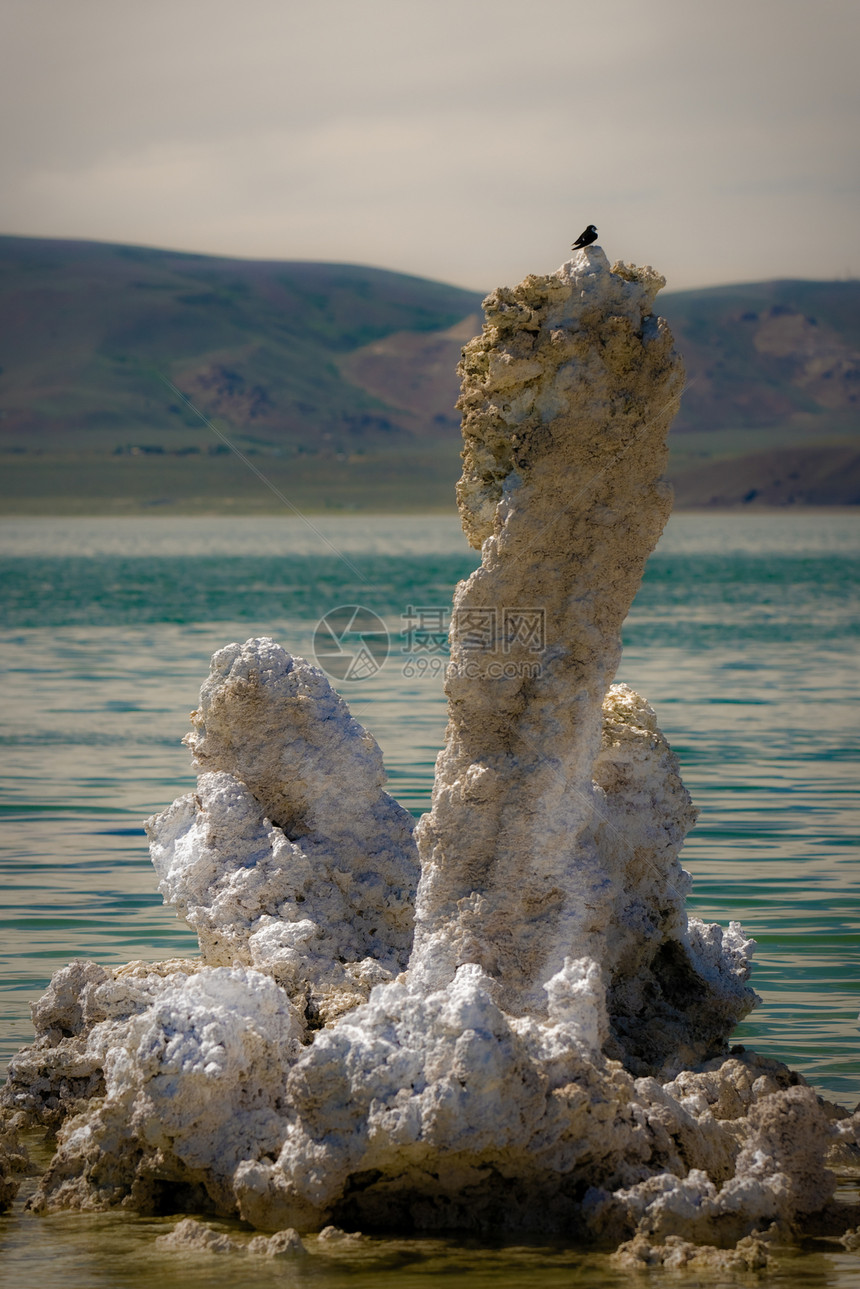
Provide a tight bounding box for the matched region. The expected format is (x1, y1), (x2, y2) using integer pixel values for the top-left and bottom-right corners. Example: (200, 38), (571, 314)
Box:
(1, 235), (858, 511)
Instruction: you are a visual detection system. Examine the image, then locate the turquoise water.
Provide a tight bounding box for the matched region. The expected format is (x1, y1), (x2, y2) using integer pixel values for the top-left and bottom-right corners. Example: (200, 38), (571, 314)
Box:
(0, 511), (858, 1287)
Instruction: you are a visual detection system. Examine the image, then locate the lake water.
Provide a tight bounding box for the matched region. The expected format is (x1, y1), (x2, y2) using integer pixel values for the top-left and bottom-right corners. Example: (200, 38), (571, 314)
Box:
(0, 510), (858, 1288)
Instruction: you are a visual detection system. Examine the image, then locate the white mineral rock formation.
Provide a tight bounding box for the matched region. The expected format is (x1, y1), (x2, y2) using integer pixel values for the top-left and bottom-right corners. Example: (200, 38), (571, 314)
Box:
(413, 250), (753, 1075)
(148, 639), (419, 1026)
(24, 964), (304, 1217)
(154, 1217), (306, 1257)
(0, 1119), (27, 1212)
(3, 244), (859, 1251)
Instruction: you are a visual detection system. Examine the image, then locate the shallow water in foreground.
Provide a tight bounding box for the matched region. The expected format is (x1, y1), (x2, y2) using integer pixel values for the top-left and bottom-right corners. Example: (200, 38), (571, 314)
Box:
(2, 1157), (860, 1289)
(0, 511), (858, 1286)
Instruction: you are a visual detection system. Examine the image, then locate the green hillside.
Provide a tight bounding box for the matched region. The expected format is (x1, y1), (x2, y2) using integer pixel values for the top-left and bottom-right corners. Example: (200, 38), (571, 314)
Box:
(0, 235), (480, 439)
(659, 278), (860, 505)
(1, 236), (858, 512)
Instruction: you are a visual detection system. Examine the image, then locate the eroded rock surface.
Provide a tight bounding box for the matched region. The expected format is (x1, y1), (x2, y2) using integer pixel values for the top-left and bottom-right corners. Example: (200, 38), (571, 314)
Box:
(3, 246), (858, 1252)
(611, 1232), (773, 1273)
(148, 638), (419, 1026)
(154, 1216), (306, 1258)
(413, 250), (755, 1075)
(0, 1118), (28, 1212)
(25, 966), (303, 1217)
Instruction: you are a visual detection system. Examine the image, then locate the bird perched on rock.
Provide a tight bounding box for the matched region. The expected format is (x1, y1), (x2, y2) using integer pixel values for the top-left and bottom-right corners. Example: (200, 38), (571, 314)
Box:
(571, 224), (598, 249)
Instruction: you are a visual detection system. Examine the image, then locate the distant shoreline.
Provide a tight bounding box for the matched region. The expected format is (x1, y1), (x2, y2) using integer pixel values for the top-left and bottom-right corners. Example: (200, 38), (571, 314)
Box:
(1, 501), (857, 518)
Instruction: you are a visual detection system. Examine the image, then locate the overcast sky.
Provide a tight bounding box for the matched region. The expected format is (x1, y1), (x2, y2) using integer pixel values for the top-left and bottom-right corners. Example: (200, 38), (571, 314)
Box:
(2, 0), (858, 293)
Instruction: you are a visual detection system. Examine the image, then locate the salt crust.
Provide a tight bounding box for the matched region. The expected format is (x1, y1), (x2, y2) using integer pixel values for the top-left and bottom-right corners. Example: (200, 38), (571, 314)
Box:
(0, 1119), (28, 1212)
(154, 1216), (306, 1257)
(611, 1232), (773, 1272)
(3, 247), (859, 1252)
(157, 638), (419, 1026)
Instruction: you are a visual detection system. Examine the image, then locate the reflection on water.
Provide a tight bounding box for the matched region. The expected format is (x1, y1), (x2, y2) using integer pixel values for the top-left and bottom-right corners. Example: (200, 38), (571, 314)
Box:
(1, 1156), (857, 1289)
(1, 511), (859, 1286)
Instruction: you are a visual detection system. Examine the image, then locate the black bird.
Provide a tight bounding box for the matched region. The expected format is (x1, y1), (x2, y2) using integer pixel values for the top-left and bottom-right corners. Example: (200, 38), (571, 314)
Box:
(571, 224), (598, 250)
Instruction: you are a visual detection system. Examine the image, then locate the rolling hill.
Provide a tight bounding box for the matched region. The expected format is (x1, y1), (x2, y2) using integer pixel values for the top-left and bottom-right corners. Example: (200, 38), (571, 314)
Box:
(0, 235), (858, 512)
